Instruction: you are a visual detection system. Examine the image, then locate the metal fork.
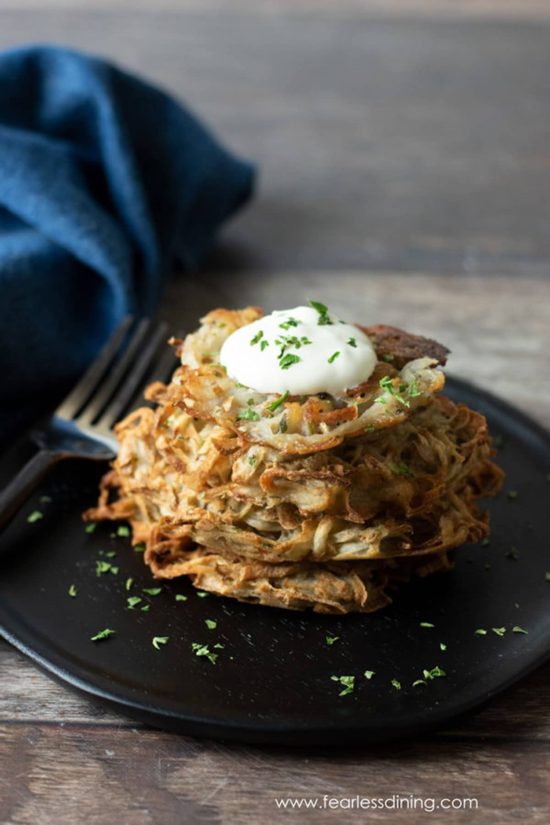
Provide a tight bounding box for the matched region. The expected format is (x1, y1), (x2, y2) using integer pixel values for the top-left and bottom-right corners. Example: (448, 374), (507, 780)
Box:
(0, 316), (173, 531)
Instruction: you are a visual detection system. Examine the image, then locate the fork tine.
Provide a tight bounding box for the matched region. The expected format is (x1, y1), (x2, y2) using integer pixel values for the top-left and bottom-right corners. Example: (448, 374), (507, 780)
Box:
(55, 316), (134, 420)
(77, 318), (152, 427)
(96, 321), (169, 430)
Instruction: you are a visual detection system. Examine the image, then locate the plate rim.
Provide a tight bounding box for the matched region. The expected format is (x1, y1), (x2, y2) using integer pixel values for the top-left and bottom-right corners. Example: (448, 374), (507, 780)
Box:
(2, 373), (550, 746)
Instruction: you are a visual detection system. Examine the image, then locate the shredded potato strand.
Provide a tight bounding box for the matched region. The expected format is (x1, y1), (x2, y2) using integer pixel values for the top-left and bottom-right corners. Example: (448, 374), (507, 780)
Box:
(85, 308), (503, 614)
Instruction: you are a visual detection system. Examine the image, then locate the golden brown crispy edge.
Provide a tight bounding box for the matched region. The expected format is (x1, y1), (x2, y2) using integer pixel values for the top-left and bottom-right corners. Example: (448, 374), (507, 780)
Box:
(358, 324), (450, 369)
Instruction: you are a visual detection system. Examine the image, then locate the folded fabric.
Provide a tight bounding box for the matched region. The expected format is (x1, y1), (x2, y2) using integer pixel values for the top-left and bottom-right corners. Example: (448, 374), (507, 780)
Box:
(0, 45), (255, 444)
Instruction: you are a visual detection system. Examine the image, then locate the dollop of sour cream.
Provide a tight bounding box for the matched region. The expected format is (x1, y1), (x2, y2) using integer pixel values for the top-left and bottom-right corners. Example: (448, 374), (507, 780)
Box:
(219, 304), (377, 395)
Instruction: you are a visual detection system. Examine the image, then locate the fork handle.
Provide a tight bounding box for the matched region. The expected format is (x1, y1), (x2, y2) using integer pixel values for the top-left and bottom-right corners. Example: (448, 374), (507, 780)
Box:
(0, 450), (63, 532)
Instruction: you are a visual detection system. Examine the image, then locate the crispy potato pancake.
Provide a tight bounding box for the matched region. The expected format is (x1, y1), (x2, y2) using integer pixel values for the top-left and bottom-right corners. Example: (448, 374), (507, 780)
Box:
(85, 307), (504, 613)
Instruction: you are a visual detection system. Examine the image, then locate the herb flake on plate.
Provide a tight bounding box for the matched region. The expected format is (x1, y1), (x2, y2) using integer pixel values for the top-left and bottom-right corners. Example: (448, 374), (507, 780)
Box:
(330, 675), (355, 696)
(91, 628), (115, 642)
(192, 643), (218, 664)
(152, 636), (169, 650)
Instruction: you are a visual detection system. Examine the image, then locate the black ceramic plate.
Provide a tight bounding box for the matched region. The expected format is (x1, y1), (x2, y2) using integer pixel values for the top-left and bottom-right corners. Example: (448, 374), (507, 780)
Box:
(1, 376), (549, 746)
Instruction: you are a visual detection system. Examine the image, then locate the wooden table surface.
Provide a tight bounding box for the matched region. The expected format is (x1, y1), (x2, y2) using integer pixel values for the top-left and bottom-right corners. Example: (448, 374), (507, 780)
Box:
(1, 2), (550, 823)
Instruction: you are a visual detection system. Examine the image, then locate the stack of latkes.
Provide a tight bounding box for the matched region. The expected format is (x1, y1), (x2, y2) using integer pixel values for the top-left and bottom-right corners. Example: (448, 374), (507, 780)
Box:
(85, 308), (503, 614)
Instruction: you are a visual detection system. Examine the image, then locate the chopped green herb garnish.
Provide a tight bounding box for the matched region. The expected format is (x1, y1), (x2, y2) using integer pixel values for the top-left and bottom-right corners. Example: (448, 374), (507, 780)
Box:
(267, 390), (289, 413)
(412, 679), (427, 687)
(440, 642), (447, 651)
(96, 560), (117, 576)
(512, 626), (528, 634)
(310, 300), (328, 314)
(127, 596), (142, 609)
(391, 678), (402, 690)
(276, 333), (309, 352)
(140, 604), (150, 612)
(474, 628), (487, 636)
(85, 522), (97, 534)
(364, 670), (375, 680)
(68, 584), (77, 598)
(250, 330), (264, 346)
(237, 408), (260, 421)
(27, 510), (43, 523)
(133, 543), (146, 553)
(40, 495), (52, 504)
(205, 619), (217, 630)
(260, 340), (269, 351)
(492, 627), (506, 636)
(507, 490), (519, 500)
(407, 377), (421, 398)
(116, 525), (130, 537)
(142, 587), (162, 596)
(327, 351), (340, 364)
(330, 675), (355, 696)
(379, 376), (410, 408)
(192, 642), (218, 664)
(419, 622), (435, 629)
(389, 462), (415, 479)
(279, 317), (299, 330)
(347, 337), (357, 348)
(175, 594), (188, 602)
(91, 628), (115, 642)
(309, 300), (333, 325)
(422, 666), (446, 680)
(279, 353), (301, 370)
(248, 455), (257, 466)
(152, 636), (169, 650)
(196, 590), (209, 598)
(105, 550), (117, 559)
(125, 577), (133, 591)
(545, 572), (550, 582)
(325, 634), (339, 646)
(381, 354), (394, 362)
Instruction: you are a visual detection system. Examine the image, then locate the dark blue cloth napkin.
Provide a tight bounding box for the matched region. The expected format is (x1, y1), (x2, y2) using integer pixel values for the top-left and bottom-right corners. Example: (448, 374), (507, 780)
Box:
(0, 45), (254, 443)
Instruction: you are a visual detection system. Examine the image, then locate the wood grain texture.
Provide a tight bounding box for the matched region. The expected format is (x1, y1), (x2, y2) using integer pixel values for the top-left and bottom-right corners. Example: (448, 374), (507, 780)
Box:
(1, 3), (550, 824)
(2, 640), (550, 740)
(1, 277), (549, 825)
(162, 271), (550, 426)
(2, 717), (550, 825)
(3, 1), (550, 19)
(1, 9), (550, 275)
